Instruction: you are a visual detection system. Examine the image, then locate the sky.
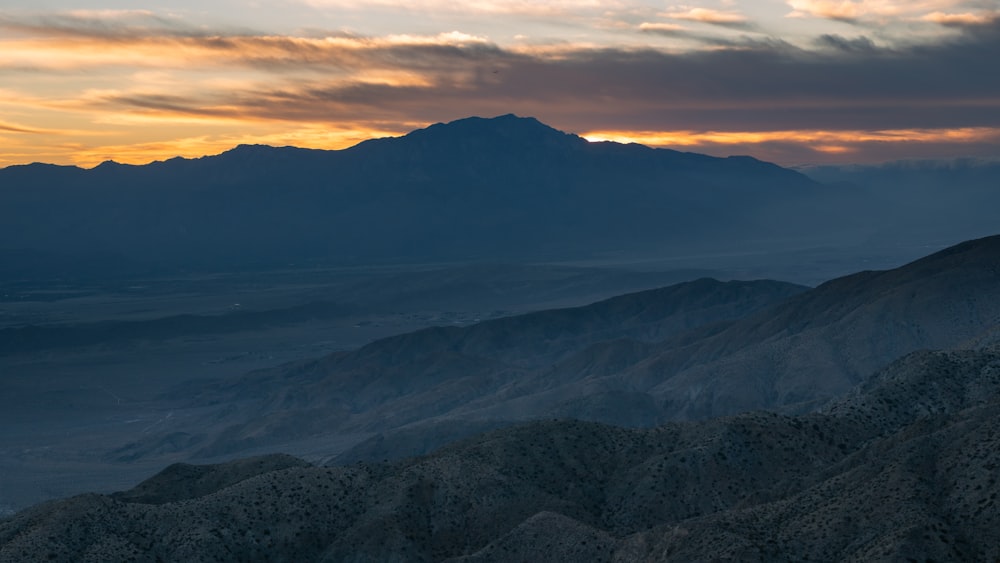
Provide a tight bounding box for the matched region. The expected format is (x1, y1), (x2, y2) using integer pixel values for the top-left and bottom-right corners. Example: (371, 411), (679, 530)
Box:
(1, 0), (999, 168)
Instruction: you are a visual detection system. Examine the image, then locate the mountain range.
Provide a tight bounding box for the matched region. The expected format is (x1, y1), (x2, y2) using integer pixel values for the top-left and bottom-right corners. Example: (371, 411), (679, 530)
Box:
(111, 234), (1000, 466)
(3, 116), (1000, 561)
(1, 114), (861, 278)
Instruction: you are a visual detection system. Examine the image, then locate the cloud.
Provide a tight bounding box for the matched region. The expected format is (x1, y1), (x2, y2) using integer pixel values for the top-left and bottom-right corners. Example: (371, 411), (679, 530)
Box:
(637, 22), (689, 33)
(922, 11), (1000, 26)
(3, 8), (999, 166)
(0, 10), (229, 39)
(582, 126), (1000, 164)
(64, 124), (411, 168)
(100, 28), (996, 134)
(0, 120), (44, 134)
(582, 127), (1000, 147)
(10, 20), (999, 130)
(815, 34), (879, 52)
(662, 7), (749, 27)
(296, 0), (612, 17)
(0, 31), (504, 73)
(785, 0), (964, 22)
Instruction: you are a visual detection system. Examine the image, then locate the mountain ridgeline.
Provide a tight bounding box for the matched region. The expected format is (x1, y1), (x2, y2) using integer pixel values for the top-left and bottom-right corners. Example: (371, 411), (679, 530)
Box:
(0, 114), (837, 277)
(116, 235), (1000, 465)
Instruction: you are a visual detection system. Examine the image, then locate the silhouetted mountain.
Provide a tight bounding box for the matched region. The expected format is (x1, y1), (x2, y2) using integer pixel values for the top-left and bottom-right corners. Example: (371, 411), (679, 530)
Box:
(0, 115), (835, 278)
(3, 347), (998, 561)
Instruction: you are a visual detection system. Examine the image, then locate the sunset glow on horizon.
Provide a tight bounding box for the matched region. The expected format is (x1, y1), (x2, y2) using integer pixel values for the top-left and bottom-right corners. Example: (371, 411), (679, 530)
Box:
(2, 1), (998, 167)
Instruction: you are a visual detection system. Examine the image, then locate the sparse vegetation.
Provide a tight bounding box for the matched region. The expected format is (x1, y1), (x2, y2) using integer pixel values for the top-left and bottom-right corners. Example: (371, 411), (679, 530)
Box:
(2, 348), (999, 561)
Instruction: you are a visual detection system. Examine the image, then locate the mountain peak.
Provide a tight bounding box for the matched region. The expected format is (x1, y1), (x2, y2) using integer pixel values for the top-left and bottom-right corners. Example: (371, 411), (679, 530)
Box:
(402, 114), (587, 149)
(226, 143), (287, 155)
(94, 160), (129, 170)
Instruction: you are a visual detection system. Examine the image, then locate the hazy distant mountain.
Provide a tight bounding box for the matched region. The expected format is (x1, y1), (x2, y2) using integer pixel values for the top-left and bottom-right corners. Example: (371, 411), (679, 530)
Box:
(798, 158), (1000, 245)
(801, 157), (1000, 193)
(127, 234), (1000, 464)
(3, 346), (997, 561)
(0, 114), (836, 278)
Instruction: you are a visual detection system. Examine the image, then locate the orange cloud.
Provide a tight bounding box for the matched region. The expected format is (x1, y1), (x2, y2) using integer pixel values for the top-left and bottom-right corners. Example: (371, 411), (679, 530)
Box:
(582, 127), (1000, 148)
(296, 0), (610, 17)
(25, 124), (411, 168)
(36, 125), (1000, 169)
(637, 22), (689, 32)
(0, 120), (45, 134)
(581, 126), (1000, 164)
(921, 11), (1000, 25)
(662, 8), (748, 25)
(0, 31), (497, 72)
(2, 9), (998, 168)
(786, 0), (962, 21)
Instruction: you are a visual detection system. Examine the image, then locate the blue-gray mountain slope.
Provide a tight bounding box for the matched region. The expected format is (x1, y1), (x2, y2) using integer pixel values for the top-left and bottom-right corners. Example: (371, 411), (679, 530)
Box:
(160, 234), (1000, 462)
(0, 115), (831, 277)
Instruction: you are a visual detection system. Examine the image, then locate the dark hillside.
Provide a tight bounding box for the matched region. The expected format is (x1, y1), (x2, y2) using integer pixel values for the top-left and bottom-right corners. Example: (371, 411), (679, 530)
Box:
(0, 115), (832, 277)
(3, 348), (998, 562)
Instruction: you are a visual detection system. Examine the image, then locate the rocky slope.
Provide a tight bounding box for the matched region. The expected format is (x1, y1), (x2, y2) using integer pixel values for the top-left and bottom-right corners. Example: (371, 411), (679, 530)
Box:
(143, 235), (1000, 463)
(132, 277), (806, 460)
(2, 347), (998, 561)
(602, 232), (1000, 418)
